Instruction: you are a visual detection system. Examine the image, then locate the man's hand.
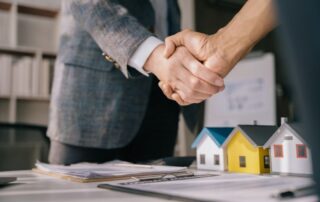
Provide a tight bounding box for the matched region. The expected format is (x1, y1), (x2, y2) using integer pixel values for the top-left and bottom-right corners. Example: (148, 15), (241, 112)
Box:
(164, 29), (249, 79)
(160, 0), (276, 105)
(160, 29), (238, 104)
(144, 44), (225, 105)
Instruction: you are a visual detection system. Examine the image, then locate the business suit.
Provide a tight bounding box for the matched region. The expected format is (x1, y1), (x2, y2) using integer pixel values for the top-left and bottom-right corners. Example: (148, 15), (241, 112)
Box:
(276, 0), (320, 195)
(47, 0), (185, 164)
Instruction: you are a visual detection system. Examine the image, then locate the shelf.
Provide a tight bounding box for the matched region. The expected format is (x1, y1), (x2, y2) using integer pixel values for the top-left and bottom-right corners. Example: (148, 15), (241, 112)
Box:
(0, 2), (11, 11)
(0, 45), (36, 56)
(0, 95), (10, 99)
(17, 4), (58, 18)
(43, 52), (57, 59)
(17, 96), (50, 102)
(0, 45), (57, 57)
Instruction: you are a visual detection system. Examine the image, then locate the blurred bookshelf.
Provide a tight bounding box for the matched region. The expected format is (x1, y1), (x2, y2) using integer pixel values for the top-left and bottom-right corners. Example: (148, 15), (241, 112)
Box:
(0, 0), (59, 126)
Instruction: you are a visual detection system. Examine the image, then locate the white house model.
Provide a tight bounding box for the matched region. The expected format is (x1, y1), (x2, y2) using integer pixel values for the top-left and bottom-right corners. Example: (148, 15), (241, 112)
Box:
(192, 127), (233, 171)
(263, 118), (313, 176)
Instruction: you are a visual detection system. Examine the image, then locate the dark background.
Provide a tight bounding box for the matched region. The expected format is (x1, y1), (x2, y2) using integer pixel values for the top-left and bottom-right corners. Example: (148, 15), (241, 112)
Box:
(195, 0), (294, 125)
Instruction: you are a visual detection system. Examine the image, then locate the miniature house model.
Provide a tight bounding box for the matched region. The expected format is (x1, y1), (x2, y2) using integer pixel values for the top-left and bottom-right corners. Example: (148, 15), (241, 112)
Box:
(192, 127), (233, 171)
(222, 125), (278, 174)
(264, 118), (313, 176)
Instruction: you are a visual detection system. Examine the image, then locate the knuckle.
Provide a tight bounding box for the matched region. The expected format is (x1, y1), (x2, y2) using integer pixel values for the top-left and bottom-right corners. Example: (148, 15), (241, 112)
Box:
(210, 87), (220, 94)
(176, 47), (187, 56)
(180, 92), (188, 101)
(190, 78), (200, 89)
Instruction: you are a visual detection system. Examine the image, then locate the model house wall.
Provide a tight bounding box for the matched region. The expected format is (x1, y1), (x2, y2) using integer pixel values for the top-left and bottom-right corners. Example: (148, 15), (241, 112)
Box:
(192, 128), (233, 171)
(265, 124), (313, 175)
(195, 135), (225, 171)
(225, 130), (270, 174)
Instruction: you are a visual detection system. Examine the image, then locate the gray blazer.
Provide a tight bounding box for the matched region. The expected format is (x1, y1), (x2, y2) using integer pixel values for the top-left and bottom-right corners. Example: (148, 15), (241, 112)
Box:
(48, 0), (199, 149)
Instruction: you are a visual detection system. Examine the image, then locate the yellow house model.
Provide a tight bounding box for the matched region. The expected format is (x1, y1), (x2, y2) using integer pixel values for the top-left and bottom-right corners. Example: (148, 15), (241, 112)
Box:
(222, 125), (277, 174)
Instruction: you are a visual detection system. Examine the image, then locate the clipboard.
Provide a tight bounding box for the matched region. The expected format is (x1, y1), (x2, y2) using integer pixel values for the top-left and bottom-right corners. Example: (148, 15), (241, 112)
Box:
(98, 173), (218, 202)
(98, 183), (215, 202)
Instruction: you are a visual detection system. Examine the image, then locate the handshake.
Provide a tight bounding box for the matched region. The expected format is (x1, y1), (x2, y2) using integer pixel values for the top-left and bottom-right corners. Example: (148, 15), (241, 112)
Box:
(144, 29), (250, 106)
(143, 0), (276, 105)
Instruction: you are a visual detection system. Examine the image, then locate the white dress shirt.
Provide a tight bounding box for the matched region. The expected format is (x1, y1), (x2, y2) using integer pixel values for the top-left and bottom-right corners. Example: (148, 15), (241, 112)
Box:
(128, 0), (168, 76)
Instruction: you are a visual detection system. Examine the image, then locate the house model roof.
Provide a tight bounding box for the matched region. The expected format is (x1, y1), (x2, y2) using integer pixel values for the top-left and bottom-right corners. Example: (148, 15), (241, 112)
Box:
(191, 127), (233, 148)
(222, 125), (278, 147)
(263, 122), (308, 148)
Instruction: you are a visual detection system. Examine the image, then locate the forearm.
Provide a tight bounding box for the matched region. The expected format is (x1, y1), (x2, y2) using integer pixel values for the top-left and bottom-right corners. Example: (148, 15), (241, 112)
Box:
(211, 0), (277, 67)
(69, 0), (153, 77)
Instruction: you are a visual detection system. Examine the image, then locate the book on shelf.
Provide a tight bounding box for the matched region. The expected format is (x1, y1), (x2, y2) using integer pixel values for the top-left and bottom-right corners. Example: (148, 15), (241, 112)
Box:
(39, 59), (50, 97)
(0, 54), (12, 96)
(0, 53), (55, 99)
(12, 56), (33, 97)
(17, 13), (57, 52)
(0, 10), (10, 47)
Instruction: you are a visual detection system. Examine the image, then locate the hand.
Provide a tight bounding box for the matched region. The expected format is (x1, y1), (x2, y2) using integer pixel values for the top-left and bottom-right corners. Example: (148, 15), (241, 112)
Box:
(160, 29), (239, 104)
(164, 29), (247, 79)
(161, 0), (276, 105)
(144, 44), (225, 105)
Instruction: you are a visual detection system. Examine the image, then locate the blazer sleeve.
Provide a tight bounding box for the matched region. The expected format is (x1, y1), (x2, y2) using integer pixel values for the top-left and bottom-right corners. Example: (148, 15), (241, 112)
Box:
(69, 0), (154, 77)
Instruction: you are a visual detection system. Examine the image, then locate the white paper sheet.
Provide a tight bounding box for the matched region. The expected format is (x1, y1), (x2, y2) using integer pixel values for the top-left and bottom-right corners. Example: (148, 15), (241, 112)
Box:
(104, 172), (317, 202)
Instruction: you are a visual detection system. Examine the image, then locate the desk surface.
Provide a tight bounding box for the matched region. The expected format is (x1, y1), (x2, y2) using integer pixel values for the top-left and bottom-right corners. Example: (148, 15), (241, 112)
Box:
(0, 170), (318, 202)
(0, 170), (171, 202)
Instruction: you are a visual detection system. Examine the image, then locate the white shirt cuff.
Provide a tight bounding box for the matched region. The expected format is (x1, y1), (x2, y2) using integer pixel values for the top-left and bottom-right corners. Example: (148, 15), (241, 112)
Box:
(128, 36), (163, 76)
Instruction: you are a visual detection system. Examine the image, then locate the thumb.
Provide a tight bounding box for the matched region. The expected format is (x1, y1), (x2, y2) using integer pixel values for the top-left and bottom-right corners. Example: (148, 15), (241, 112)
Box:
(164, 30), (190, 58)
(163, 37), (177, 58)
(204, 55), (229, 78)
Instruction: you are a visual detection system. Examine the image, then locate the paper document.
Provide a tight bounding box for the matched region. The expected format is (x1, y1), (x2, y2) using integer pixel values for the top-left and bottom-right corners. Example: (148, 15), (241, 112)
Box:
(34, 161), (187, 182)
(100, 172), (317, 202)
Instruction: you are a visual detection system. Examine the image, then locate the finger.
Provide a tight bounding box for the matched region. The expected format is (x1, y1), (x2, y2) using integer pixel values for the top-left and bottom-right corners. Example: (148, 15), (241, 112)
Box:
(174, 79), (210, 102)
(164, 38), (177, 58)
(173, 89), (203, 105)
(159, 81), (193, 105)
(172, 93), (191, 106)
(204, 55), (230, 78)
(219, 85), (225, 92)
(181, 54), (224, 87)
(175, 66), (221, 96)
(164, 29), (191, 58)
(158, 82), (174, 100)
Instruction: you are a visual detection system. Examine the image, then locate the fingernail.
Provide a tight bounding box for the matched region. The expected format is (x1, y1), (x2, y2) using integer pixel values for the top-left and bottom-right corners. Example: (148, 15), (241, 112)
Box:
(219, 86), (225, 92)
(214, 79), (224, 87)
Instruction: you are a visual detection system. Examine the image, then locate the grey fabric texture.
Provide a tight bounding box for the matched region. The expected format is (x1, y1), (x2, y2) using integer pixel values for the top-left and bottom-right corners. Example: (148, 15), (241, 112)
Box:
(47, 0), (183, 149)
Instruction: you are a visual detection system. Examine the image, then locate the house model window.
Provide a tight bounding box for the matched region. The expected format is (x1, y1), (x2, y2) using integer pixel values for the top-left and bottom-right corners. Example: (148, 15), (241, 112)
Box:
(274, 144), (283, 158)
(214, 155), (220, 165)
(296, 144), (307, 158)
(239, 156), (246, 168)
(264, 155), (270, 169)
(200, 154), (206, 164)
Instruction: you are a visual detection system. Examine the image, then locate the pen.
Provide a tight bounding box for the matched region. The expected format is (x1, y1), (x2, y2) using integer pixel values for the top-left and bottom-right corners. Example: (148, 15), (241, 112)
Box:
(273, 184), (316, 199)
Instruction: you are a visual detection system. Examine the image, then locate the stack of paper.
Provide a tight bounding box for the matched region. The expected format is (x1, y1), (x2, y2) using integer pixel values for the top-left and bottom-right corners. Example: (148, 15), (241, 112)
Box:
(34, 161), (187, 183)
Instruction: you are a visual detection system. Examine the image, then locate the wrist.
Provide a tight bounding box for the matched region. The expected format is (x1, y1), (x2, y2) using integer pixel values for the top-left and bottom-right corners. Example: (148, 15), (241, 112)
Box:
(209, 27), (253, 67)
(143, 44), (164, 73)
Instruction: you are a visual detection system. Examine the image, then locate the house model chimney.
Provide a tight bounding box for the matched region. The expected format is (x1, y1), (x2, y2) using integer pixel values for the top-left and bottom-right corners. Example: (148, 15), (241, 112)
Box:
(281, 117), (288, 125)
